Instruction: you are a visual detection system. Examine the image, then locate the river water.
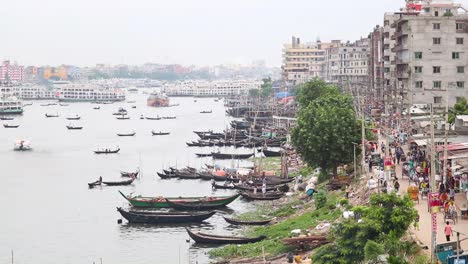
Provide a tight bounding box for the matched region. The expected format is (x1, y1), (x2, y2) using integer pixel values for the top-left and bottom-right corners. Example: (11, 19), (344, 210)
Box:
(0, 94), (258, 264)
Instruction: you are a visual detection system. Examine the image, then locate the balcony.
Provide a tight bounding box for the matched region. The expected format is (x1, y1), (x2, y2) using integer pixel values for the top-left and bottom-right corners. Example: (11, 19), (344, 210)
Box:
(396, 57), (409, 65)
(396, 71), (409, 79)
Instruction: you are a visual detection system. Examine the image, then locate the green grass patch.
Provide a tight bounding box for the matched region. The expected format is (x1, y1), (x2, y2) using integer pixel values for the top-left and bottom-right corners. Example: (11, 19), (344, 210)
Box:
(209, 192), (343, 260)
(251, 157), (281, 172)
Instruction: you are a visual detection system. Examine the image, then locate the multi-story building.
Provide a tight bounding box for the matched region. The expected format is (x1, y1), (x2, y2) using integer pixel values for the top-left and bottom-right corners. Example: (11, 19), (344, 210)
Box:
(42, 66), (68, 80)
(282, 36), (329, 86)
(325, 38), (370, 95)
(383, 13), (400, 104)
(369, 26), (384, 102)
(0, 61), (24, 82)
(392, 0), (468, 107)
(163, 80), (262, 97)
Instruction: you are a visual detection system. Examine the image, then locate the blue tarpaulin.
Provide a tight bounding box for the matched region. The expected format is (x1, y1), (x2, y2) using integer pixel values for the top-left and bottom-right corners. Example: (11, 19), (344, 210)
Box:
(275, 92), (291, 98)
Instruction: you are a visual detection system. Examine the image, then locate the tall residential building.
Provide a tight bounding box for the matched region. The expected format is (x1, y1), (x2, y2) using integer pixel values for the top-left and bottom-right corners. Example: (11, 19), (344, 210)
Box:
(392, 0), (468, 107)
(383, 13), (399, 104)
(282, 36), (328, 86)
(369, 25), (384, 102)
(0, 61), (24, 82)
(325, 38), (370, 95)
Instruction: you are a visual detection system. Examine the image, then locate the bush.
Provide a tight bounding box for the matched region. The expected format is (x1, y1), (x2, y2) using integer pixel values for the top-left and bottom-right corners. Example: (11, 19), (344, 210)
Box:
(315, 190), (327, 209)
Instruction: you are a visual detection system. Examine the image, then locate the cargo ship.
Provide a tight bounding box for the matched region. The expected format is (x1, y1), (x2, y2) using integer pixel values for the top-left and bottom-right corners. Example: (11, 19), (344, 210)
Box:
(147, 93), (169, 107)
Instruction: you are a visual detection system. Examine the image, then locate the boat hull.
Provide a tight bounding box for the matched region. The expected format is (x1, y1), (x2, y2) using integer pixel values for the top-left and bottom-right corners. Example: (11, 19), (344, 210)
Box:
(117, 208), (216, 224)
(119, 191), (240, 208)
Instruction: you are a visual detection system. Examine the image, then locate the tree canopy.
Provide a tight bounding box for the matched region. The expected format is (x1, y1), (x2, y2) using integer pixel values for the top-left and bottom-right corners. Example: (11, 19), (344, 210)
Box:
(312, 193), (417, 264)
(292, 92), (361, 174)
(295, 79), (339, 107)
(448, 97), (468, 124)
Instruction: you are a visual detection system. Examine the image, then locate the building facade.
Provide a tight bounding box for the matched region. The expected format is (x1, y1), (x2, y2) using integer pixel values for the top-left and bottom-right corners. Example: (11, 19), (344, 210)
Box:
(0, 61), (24, 82)
(282, 36), (329, 86)
(392, 0), (468, 107)
(325, 38), (370, 95)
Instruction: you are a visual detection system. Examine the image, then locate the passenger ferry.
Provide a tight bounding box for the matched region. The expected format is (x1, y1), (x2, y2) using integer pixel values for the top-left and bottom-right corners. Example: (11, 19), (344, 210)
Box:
(0, 87), (23, 115)
(163, 80), (262, 97)
(57, 85), (125, 102)
(0, 98), (23, 115)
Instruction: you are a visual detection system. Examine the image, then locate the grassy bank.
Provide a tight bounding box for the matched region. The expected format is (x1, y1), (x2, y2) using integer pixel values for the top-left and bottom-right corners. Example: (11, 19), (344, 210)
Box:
(209, 192), (342, 260)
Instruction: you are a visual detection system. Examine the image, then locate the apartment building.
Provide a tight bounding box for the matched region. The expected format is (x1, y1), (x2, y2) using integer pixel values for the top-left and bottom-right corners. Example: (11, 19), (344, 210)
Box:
(369, 26), (384, 102)
(0, 61), (24, 82)
(392, 0), (468, 107)
(325, 38), (370, 95)
(282, 36), (329, 86)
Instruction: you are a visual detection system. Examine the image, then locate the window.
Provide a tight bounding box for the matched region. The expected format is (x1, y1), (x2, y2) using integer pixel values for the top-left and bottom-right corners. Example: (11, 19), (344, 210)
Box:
(456, 23), (465, 30)
(433, 38), (441, 45)
(456, 38), (464, 44)
(415, 81), (423, 88)
(415, 66), (423, 73)
(456, 97), (464, 103)
(434, 96), (442, 104)
(433, 66), (441, 73)
(457, 81), (465, 88)
(457, 66), (465, 73)
(435, 11), (439, 17)
(433, 23), (441, 29)
(453, 52), (460, 59)
(433, 81), (442, 89)
(415, 52), (423, 59)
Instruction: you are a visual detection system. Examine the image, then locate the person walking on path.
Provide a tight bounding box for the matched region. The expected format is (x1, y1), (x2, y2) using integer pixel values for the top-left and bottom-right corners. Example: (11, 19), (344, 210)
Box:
(444, 221), (453, 241)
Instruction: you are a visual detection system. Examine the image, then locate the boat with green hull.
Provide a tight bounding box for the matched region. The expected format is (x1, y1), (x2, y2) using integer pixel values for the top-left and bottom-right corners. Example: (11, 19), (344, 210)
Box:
(118, 191), (240, 208)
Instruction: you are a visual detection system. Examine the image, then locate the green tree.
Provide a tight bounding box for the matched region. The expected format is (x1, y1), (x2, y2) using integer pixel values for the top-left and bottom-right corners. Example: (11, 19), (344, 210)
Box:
(312, 193), (417, 264)
(295, 79), (339, 107)
(292, 94), (361, 175)
(448, 97), (468, 124)
(248, 88), (260, 98)
(260, 77), (273, 98)
(364, 240), (385, 263)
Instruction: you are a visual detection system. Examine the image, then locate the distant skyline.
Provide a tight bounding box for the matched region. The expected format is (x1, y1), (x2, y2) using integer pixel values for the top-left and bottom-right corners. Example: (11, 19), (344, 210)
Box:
(1, 0), (467, 67)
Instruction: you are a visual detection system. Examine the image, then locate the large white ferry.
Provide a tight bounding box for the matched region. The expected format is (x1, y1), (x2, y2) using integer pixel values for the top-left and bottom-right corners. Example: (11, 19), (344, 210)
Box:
(0, 87), (23, 115)
(162, 80), (262, 97)
(57, 84), (125, 102)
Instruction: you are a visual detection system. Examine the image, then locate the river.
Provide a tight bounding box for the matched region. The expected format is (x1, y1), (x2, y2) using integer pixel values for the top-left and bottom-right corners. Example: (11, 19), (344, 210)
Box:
(0, 94), (257, 264)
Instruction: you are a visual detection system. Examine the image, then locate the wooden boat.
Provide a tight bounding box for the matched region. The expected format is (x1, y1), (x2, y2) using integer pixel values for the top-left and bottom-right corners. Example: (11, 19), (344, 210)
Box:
(45, 113), (59, 118)
(211, 152), (254, 160)
(88, 180), (102, 188)
(117, 208), (216, 224)
(176, 172), (200, 180)
(0, 117), (14, 120)
(200, 110), (212, 114)
(116, 116), (130, 120)
(212, 182), (236, 190)
(94, 148), (120, 154)
(117, 132), (136, 137)
(157, 172), (176, 179)
(66, 116), (81, 120)
(151, 131), (170, 136)
(240, 192), (284, 201)
(145, 116), (161, 120)
(195, 153), (213, 157)
(234, 184), (285, 192)
(186, 228), (266, 244)
(282, 235), (328, 246)
(3, 124), (19, 128)
(102, 177), (135, 186)
(119, 191), (240, 208)
(66, 125), (83, 130)
(261, 149), (283, 157)
(162, 116), (176, 119)
(131, 105), (136, 109)
(223, 216), (272, 226)
(165, 199), (234, 210)
(121, 171), (139, 178)
(59, 103), (69, 106)
(93, 106), (100, 110)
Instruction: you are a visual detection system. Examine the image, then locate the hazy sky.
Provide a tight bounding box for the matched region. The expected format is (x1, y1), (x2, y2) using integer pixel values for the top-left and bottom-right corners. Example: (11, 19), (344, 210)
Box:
(1, 0), (466, 67)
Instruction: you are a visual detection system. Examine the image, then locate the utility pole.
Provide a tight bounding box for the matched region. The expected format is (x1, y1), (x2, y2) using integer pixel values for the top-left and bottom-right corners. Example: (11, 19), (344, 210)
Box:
(443, 86), (449, 185)
(430, 103), (437, 263)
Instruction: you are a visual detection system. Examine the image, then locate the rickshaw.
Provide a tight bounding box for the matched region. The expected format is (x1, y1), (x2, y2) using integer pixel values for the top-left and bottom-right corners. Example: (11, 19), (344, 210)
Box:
(443, 200), (458, 224)
(407, 184), (419, 203)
